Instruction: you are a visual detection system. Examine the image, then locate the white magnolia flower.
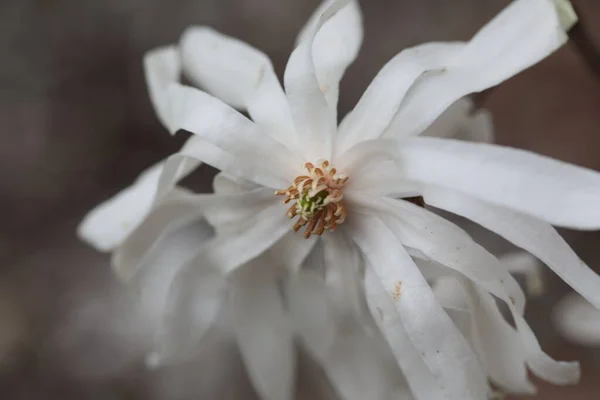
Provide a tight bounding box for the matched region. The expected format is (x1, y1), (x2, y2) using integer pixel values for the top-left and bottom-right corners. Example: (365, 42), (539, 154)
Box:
(78, 0), (596, 399)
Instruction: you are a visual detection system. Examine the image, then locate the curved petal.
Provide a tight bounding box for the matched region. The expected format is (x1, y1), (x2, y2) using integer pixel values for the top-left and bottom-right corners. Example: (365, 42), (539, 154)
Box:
(382, 0), (567, 139)
(422, 97), (494, 143)
(353, 196), (580, 385)
(213, 172), (259, 195)
(169, 83), (301, 186)
(284, 0), (351, 161)
(345, 136), (600, 229)
(451, 277), (537, 394)
(134, 222), (225, 365)
(499, 252), (544, 297)
(296, 0), (363, 111)
(286, 270), (337, 357)
(144, 45), (181, 132)
(232, 262), (295, 400)
(269, 232), (318, 274)
(180, 27), (298, 151)
(322, 231), (366, 318)
(554, 292), (600, 346)
(363, 267), (452, 400)
(112, 189), (276, 281)
(335, 41), (465, 154)
(204, 201), (292, 275)
(350, 214), (489, 400)
(78, 161), (164, 252)
(351, 194), (526, 314)
(419, 184), (600, 307)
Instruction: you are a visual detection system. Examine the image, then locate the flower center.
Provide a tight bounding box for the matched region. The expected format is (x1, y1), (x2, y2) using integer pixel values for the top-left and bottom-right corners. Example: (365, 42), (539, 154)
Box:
(275, 160), (347, 238)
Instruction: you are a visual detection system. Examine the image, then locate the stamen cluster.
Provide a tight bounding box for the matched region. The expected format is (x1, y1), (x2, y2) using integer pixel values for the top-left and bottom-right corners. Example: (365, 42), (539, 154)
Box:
(275, 161), (347, 238)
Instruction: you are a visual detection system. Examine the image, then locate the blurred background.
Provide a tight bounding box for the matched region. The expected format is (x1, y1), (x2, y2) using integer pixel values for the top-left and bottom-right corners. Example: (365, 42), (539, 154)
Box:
(2, 0), (600, 398)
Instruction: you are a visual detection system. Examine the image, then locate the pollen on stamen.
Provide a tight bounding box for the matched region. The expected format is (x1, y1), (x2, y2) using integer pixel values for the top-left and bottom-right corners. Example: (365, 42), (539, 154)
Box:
(275, 160), (348, 238)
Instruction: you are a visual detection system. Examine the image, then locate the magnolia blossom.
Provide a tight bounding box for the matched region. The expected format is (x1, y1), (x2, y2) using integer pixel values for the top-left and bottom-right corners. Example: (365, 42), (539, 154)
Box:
(78, 0), (600, 399)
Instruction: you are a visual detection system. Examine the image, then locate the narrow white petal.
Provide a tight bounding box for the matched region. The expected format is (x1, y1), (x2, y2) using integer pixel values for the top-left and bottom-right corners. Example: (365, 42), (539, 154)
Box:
(345, 136), (600, 229)
(322, 231), (365, 318)
(352, 194), (526, 314)
(113, 189), (276, 281)
(77, 161), (163, 252)
(169, 84), (301, 186)
(180, 26), (272, 109)
(286, 270), (337, 357)
(232, 263), (295, 400)
(383, 0), (567, 139)
(422, 97), (494, 143)
(135, 222), (224, 365)
(420, 184), (600, 307)
(180, 27), (298, 151)
(144, 46), (181, 132)
(269, 232), (318, 274)
(296, 0), (363, 111)
(335, 41), (464, 154)
(364, 267), (449, 400)
(353, 195), (580, 385)
(460, 278), (537, 394)
(203, 201), (292, 275)
(284, 0), (351, 160)
(554, 293), (600, 346)
(350, 214), (489, 400)
(499, 252), (544, 297)
(213, 172), (259, 195)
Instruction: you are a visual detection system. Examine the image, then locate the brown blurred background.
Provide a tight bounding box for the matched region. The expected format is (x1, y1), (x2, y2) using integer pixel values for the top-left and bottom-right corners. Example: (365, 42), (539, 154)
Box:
(2, 0), (600, 398)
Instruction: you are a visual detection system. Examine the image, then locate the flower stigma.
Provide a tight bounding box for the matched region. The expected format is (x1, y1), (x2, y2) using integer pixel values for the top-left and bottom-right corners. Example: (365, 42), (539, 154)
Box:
(275, 160), (348, 238)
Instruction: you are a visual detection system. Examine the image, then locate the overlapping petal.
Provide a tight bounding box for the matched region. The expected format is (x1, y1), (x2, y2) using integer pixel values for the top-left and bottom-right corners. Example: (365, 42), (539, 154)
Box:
(144, 45), (181, 132)
(343, 136), (600, 229)
(232, 262), (296, 400)
(180, 27), (298, 151)
(350, 214), (489, 400)
(296, 0), (363, 112)
(284, 0), (352, 161)
(382, 0), (567, 139)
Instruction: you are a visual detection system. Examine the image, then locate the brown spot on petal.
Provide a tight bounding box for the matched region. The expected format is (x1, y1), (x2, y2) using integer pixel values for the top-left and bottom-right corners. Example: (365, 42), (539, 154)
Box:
(392, 281), (402, 302)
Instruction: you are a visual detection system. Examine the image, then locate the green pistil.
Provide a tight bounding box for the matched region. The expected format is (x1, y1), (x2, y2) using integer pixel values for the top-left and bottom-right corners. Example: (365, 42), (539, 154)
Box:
(298, 190), (328, 217)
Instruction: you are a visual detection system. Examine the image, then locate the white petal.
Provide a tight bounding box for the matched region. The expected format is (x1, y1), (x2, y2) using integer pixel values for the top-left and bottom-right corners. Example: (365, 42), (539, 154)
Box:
(77, 161), (163, 252)
(213, 172), (259, 195)
(351, 194), (526, 315)
(335, 41), (465, 154)
(180, 27), (298, 151)
(420, 184), (600, 308)
(347, 136), (600, 229)
(169, 84), (301, 187)
(284, 0), (351, 161)
(322, 231), (366, 318)
(232, 262), (295, 400)
(203, 200), (292, 275)
(144, 46), (181, 132)
(350, 214), (489, 400)
(153, 135), (203, 202)
(269, 232), (318, 274)
(132, 222), (225, 365)
(353, 195), (580, 385)
(113, 189), (277, 281)
(499, 252), (544, 297)
(554, 293), (600, 346)
(382, 0), (567, 139)
(296, 0), (363, 111)
(554, 0), (578, 31)
(460, 279), (537, 394)
(363, 267), (449, 400)
(422, 97), (494, 143)
(286, 270), (337, 357)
